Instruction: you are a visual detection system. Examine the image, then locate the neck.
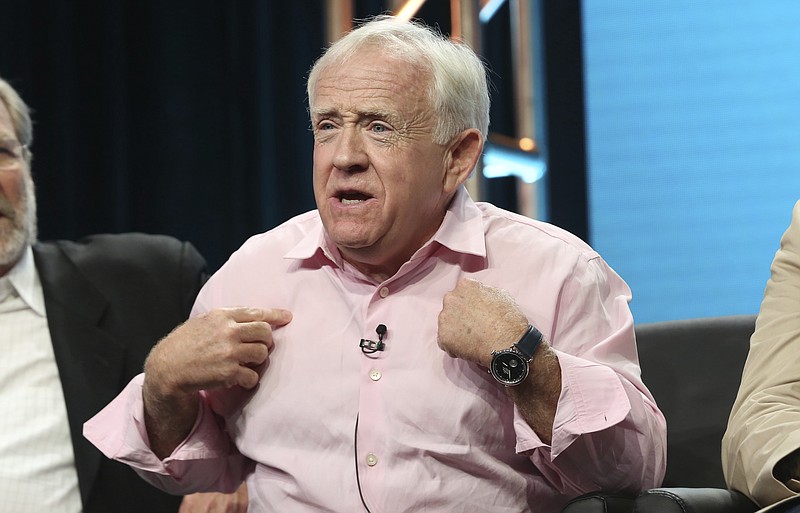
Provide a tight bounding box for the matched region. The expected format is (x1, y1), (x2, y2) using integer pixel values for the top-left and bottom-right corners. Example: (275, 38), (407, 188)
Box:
(339, 249), (403, 284)
(335, 200), (455, 284)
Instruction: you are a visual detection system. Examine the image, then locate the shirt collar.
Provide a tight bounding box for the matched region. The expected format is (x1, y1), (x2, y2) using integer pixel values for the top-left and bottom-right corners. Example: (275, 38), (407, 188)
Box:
(283, 186), (487, 266)
(6, 245), (46, 316)
(430, 186), (487, 258)
(282, 219), (337, 262)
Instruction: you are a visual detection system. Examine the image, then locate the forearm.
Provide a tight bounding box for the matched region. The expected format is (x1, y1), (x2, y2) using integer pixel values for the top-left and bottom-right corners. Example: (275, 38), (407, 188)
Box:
(142, 379), (201, 459)
(142, 345), (202, 459)
(505, 342), (561, 444)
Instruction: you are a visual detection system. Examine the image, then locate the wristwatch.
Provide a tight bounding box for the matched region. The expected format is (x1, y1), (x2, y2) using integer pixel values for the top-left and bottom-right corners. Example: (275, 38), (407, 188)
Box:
(489, 324), (544, 386)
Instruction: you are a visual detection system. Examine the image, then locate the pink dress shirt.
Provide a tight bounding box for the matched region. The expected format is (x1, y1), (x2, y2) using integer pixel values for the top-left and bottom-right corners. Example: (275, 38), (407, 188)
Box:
(85, 187), (666, 512)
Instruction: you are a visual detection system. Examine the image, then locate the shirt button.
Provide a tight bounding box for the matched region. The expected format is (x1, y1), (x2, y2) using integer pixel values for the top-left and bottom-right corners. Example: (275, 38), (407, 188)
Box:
(366, 453), (378, 466)
(379, 286), (389, 298)
(369, 369), (381, 381)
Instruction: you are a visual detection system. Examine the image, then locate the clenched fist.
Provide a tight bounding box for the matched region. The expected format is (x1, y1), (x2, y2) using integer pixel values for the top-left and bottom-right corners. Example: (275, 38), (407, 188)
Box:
(143, 306), (292, 458)
(437, 278), (529, 367)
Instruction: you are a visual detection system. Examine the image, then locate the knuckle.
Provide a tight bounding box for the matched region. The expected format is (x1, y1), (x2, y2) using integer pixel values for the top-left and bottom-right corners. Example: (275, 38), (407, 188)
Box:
(249, 307), (269, 321)
(220, 322), (239, 341)
(205, 309), (225, 322)
(217, 342), (239, 362)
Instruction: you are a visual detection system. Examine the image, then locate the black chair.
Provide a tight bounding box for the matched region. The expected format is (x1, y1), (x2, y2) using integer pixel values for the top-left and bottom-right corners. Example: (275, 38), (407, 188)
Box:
(562, 315), (759, 513)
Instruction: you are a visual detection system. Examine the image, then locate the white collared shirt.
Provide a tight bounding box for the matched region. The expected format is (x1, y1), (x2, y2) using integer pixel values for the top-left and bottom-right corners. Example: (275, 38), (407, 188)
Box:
(0, 246), (82, 513)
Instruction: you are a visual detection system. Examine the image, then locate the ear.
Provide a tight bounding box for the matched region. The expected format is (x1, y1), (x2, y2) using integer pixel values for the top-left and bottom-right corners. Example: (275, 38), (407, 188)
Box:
(442, 128), (484, 194)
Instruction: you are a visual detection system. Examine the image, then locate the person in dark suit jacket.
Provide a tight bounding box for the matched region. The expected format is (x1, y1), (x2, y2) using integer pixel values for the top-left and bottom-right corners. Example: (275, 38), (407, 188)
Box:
(0, 78), (247, 512)
(33, 234), (206, 513)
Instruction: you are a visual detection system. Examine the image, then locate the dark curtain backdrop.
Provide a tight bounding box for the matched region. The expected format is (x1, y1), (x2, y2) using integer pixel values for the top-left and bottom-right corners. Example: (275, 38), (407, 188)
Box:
(0, 0), (326, 271)
(0, 0), (587, 270)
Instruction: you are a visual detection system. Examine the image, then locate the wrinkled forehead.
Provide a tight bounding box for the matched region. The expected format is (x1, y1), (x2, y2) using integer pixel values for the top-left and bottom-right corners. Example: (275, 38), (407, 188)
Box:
(310, 46), (431, 110)
(311, 59), (432, 121)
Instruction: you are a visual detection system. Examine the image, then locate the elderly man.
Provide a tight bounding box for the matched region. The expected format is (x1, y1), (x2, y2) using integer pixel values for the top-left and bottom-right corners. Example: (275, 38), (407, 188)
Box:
(85, 16), (666, 512)
(0, 78), (246, 511)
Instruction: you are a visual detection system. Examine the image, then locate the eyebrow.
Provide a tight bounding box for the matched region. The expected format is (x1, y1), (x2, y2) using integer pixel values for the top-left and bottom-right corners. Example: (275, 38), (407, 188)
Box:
(311, 107), (397, 123)
(310, 108), (338, 120)
(359, 109), (395, 121)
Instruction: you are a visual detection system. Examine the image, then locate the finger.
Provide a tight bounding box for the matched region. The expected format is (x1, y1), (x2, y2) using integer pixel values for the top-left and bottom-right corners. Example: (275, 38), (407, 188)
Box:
(236, 366), (261, 389)
(235, 320), (273, 344)
(225, 307), (293, 326)
(234, 341), (270, 365)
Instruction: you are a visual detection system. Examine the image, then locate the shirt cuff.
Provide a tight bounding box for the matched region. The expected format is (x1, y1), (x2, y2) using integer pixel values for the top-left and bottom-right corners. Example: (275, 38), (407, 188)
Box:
(514, 350), (631, 458)
(83, 373), (233, 476)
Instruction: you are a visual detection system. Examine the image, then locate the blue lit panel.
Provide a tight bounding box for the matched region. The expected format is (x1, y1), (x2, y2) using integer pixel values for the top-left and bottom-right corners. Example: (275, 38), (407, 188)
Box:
(482, 143), (546, 184)
(583, 1), (800, 323)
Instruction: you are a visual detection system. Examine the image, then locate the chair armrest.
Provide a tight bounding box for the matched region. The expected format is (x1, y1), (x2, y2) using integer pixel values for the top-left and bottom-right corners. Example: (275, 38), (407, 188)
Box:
(560, 492), (635, 513)
(635, 487), (757, 513)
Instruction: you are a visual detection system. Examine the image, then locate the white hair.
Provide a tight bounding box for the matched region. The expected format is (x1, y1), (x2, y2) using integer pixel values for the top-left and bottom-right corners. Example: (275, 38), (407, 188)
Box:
(307, 15), (490, 145)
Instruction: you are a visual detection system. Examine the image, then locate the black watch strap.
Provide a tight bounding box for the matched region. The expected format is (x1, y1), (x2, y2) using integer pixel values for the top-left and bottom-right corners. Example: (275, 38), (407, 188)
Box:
(514, 324), (544, 360)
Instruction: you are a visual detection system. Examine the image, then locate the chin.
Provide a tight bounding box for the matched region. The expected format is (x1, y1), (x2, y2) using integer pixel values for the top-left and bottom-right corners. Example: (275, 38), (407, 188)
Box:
(326, 223), (378, 248)
(333, 237), (374, 251)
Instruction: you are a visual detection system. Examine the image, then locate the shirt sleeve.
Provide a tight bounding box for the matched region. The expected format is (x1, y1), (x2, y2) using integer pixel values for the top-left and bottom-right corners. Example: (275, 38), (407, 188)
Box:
(514, 253), (667, 494)
(83, 374), (251, 494)
(722, 200), (800, 507)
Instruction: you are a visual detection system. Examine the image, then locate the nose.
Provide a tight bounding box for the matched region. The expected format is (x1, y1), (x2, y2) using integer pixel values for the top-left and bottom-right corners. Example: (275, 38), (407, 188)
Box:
(331, 126), (369, 173)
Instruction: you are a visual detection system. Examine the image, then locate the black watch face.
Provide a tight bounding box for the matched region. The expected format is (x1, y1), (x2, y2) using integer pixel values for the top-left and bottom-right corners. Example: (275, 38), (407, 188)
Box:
(490, 351), (528, 385)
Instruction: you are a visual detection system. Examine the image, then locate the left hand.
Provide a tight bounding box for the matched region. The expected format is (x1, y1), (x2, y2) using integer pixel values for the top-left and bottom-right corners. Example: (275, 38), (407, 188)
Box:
(437, 278), (529, 366)
(178, 483), (248, 513)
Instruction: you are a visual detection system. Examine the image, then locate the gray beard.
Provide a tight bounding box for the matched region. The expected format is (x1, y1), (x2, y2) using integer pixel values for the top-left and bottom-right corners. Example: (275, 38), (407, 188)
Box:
(0, 172), (37, 270)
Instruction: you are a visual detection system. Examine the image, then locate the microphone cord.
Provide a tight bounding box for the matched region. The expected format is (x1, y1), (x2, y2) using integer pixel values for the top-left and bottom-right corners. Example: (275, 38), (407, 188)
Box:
(354, 414), (373, 513)
(355, 325), (386, 512)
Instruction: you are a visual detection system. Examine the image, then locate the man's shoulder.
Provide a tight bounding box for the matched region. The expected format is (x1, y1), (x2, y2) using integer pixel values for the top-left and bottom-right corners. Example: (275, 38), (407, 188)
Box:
(239, 210), (322, 250)
(476, 202), (598, 257)
(43, 232), (190, 256)
(71, 232), (186, 250)
(35, 232), (205, 276)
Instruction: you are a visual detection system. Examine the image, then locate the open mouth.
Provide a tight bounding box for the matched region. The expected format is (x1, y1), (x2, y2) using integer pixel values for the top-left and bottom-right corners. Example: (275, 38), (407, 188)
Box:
(338, 191), (372, 205)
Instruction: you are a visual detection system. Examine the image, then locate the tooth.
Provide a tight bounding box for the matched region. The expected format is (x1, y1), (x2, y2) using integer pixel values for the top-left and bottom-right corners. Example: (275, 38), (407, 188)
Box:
(342, 198), (363, 205)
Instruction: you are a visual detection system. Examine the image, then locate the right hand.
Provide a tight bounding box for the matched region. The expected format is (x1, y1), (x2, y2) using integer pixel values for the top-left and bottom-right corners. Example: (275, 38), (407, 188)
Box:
(144, 307), (293, 400)
(142, 307), (292, 458)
